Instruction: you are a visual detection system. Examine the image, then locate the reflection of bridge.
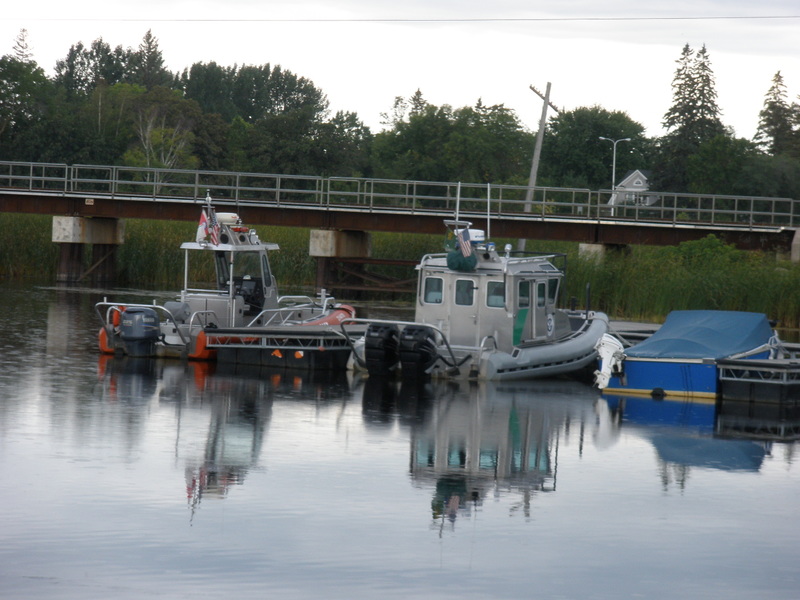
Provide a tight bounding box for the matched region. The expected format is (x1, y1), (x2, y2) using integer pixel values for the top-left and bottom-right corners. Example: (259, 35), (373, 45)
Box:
(2, 161), (799, 285)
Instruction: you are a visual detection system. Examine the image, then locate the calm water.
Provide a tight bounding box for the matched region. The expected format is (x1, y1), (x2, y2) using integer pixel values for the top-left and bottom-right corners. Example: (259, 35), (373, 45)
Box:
(1, 284), (799, 599)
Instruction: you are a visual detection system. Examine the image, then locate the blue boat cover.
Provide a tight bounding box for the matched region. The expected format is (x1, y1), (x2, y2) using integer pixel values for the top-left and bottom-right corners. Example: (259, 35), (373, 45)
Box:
(625, 310), (774, 359)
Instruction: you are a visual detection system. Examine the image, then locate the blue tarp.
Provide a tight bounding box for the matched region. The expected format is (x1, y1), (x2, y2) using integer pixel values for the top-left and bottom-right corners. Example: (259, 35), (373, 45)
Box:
(625, 310), (774, 359)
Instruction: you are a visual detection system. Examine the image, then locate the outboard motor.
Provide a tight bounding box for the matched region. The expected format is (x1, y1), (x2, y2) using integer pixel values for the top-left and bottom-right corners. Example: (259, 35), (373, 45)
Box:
(119, 307), (160, 357)
(364, 323), (400, 376)
(399, 325), (438, 378)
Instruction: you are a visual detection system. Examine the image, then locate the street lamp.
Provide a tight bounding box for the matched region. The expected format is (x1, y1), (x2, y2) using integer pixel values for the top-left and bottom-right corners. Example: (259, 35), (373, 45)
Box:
(598, 136), (631, 190)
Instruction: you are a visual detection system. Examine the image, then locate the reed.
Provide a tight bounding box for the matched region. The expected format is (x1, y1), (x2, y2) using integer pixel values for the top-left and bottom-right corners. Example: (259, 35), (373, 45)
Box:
(0, 214), (59, 278)
(3, 214), (800, 328)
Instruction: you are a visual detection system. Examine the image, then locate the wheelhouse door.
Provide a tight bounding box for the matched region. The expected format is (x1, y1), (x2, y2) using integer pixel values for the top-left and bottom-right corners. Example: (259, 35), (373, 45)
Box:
(448, 277), (479, 346)
(514, 279), (550, 343)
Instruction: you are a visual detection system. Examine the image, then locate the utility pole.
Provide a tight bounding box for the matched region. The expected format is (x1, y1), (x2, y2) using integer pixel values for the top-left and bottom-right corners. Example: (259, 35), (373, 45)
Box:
(518, 83), (560, 252)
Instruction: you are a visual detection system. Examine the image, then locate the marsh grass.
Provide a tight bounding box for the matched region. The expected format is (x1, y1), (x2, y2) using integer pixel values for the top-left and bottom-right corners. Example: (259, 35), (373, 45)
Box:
(3, 215), (800, 327)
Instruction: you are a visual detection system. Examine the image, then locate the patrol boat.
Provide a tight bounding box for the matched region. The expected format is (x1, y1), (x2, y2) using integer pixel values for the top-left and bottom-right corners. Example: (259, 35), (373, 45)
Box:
(96, 196), (357, 369)
(347, 219), (609, 380)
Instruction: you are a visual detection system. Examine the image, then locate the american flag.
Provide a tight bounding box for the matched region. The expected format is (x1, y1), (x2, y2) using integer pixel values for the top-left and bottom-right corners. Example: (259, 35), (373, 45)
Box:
(457, 228), (472, 257)
(196, 209), (209, 242)
(209, 208), (220, 245)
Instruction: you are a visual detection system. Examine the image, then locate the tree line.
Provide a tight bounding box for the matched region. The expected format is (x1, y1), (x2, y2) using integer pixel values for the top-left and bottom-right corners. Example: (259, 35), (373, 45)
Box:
(2, 30), (800, 198)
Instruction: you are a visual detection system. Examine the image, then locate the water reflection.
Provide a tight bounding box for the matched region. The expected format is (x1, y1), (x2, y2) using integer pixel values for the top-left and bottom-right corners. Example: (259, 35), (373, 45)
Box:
(95, 357), (354, 522)
(603, 393), (799, 491)
(362, 377), (610, 529)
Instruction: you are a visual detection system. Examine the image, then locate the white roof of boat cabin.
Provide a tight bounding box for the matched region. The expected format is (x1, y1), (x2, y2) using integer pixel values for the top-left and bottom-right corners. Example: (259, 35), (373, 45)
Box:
(180, 241), (280, 251)
(419, 252), (563, 276)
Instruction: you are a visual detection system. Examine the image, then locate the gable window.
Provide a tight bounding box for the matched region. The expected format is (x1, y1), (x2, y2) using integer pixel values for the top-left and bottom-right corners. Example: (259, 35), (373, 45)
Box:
(423, 277), (443, 304)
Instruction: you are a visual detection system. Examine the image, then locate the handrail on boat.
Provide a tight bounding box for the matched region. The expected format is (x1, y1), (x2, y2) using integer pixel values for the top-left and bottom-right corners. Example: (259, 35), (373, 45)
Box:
(94, 300), (194, 348)
(339, 317), (469, 375)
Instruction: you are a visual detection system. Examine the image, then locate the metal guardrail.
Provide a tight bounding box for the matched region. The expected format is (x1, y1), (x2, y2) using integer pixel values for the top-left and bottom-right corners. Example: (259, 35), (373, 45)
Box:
(0, 160), (797, 229)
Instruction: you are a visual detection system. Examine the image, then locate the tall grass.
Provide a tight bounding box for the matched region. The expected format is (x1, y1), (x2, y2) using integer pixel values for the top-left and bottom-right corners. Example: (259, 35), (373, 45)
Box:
(3, 214), (800, 328)
(0, 214), (59, 278)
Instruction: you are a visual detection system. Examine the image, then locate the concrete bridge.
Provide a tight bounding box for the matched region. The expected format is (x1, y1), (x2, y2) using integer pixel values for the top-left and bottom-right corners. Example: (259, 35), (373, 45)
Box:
(1, 161), (798, 290)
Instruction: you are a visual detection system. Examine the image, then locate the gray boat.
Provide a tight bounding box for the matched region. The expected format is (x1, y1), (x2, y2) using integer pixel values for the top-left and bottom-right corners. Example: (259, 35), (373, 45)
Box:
(346, 219), (609, 380)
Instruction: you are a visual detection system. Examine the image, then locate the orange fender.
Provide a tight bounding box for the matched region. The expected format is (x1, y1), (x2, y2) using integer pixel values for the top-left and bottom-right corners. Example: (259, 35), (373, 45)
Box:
(98, 327), (115, 354)
(188, 330), (216, 361)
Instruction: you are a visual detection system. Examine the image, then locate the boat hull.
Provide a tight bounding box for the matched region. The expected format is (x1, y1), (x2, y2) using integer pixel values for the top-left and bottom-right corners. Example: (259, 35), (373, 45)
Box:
(603, 358), (720, 399)
(351, 312), (609, 382)
(98, 306), (358, 370)
(480, 314), (608, 381)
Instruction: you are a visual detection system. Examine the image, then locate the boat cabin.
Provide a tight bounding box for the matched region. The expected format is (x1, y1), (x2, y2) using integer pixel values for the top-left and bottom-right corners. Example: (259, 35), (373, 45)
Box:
(175, 212), (280, 328)
(415, 235), (568, 352)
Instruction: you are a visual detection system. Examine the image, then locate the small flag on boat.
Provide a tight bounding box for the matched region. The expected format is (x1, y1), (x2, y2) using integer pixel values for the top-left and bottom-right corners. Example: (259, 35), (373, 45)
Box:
(196, 209), (209, 243)
(209, 208), (220, 245)
(457, 228), (472, 257)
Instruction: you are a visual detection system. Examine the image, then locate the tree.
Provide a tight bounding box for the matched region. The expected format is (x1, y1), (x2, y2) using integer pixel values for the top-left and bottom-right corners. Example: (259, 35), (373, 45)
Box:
(371, 94), (534, 185)
(686, 135), (755, 194)
(230, 64), (328, 124)
(662, 44), (725, 144)
(314, 110), (372, 177)
(129, 30), (173, 90)
(541, 106), (648, 189)
(180, 61), (237, 121)
(0, 30), (50, 150)
(123, 86), (201, 171)
(657, 44), (727, 191)
(754, 71), (798, 156)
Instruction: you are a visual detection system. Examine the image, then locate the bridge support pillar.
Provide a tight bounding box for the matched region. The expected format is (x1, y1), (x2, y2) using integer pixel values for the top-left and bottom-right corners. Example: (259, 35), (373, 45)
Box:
(309, 229), (371, 295)
(579, 243), (606, 260)
(791, 229), (800, 263)
(52, 216), (125, 284)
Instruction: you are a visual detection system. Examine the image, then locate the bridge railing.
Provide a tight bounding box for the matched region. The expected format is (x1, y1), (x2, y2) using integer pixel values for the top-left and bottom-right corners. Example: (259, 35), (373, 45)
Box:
(1, 160), (798, 229)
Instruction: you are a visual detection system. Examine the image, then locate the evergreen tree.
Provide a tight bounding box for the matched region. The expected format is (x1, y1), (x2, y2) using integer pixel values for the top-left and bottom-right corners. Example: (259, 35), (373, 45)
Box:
(662, 44), (724, 146)
(129, 30), (173, 90)
(755, 71), (798, 156)
(0, 30), (49, 149)
(656, 43), (726, 191)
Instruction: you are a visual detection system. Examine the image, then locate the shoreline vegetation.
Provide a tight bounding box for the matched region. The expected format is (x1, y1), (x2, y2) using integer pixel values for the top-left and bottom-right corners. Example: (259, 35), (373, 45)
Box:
(3, 214), (800, 330)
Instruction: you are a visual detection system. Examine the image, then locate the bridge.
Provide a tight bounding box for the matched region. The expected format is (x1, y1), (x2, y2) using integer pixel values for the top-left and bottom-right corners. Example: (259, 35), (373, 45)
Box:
(1, 161), (798, 290)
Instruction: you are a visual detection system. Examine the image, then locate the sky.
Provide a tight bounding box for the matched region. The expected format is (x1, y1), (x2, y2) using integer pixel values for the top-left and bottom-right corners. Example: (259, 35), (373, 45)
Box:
(2, 2), (799, 139)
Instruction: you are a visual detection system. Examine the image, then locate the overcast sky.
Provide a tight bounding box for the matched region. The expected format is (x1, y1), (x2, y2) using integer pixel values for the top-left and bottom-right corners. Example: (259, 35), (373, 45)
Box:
(2, 2), (799, 139)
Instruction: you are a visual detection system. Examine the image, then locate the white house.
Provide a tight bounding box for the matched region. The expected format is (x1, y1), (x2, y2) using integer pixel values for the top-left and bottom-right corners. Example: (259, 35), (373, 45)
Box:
(608, 169), (659, 208)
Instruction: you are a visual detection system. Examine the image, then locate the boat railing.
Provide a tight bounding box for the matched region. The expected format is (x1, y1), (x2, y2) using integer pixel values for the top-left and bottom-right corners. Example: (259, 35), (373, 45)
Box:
(95, 300), (193, 347)
(340, 318), (470, 374)
(247, 302), (322, 327)
(188, 310), (220, 336)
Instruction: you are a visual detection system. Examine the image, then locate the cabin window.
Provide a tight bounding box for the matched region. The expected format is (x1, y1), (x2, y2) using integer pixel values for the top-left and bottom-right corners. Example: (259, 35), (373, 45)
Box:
(262, 255), (272, 286)
(486, 281), (505, 308)
(548, 279), (558, 304)
(455, 279), (474, 306)
(424, 277), (444, 304)
(518, 281), (531, 308)
(537, 282), (546, 308)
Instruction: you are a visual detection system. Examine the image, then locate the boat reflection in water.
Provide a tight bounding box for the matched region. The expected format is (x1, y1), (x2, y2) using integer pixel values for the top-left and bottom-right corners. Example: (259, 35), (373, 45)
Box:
(95, 357), (353, 520)
(362, 377), (611, 529)
(602, 392), (800, 489)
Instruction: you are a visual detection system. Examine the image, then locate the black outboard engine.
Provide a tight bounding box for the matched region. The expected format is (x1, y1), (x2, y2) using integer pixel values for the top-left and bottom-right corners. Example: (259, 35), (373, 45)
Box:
(399, 325), (438, 378)
(119, 307), (160, 357)
(364, 323), (400, 376)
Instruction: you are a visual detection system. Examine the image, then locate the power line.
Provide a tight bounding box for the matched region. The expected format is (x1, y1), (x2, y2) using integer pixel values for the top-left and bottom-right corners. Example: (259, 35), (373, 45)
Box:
(2, 15), (800, 24)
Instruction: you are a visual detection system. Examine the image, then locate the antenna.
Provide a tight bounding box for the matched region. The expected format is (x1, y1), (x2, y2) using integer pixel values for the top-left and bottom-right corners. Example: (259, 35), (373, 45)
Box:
(454, 182), (462, 222)
(486, 183), (491, 240)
